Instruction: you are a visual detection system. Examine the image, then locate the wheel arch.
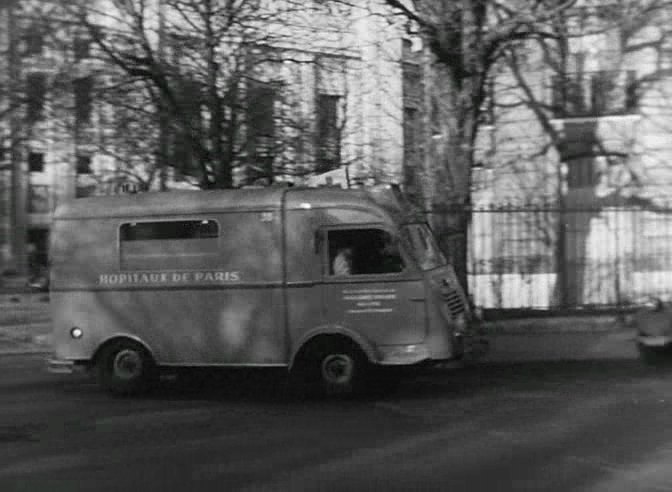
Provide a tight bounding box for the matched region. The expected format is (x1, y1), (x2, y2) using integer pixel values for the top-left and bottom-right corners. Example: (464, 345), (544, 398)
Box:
(92, 334), (156, 366)
(289, 326), (378, 371)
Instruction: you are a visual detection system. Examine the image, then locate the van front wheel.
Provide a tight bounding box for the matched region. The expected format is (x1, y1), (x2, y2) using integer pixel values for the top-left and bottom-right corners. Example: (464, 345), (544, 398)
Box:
(97, 340), (156, 396)
(313, 343), (369, 397)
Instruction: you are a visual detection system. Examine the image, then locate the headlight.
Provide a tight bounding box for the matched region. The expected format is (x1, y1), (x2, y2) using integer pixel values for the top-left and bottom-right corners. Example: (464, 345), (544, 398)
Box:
(472, 306), (484, 321)
(378, 344), (430, 364)
(453, 313), (467, 334)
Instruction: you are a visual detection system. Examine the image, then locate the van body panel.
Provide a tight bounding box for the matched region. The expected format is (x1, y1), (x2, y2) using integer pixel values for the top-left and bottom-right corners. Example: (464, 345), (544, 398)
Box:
(51, 197), (288, 366)
(51, 287), (286, 364)
(322, 277), (427, 346)
(283, 209), (325, 357)
(55, 188), (286, 220)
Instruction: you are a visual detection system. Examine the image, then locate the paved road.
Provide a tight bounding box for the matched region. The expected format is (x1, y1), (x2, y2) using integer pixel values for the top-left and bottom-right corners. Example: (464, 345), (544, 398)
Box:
(2, 355), (672, 492)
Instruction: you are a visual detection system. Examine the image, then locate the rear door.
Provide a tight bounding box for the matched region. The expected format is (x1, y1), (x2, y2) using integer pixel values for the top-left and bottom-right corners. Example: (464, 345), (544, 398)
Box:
(321, 225), (427, 345)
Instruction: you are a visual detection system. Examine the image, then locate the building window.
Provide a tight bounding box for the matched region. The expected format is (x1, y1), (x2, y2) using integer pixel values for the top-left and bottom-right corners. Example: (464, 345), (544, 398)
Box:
(73, 36), (90, 61)
(566, 157), (597, 189)
(625, 70), (638, 111)
(552, 69), (637, 118)
(24, 25), (44, 56)
(167, 75), (202, 179)
(246, 82), (277, 183)
(27, 228), (49, 275)
(403, 107), (419, 187)
(74, 76), (93, 126)
(28, 185), (49, 213)
(28, 152), (44, 173)
(26, 73), (46, 122)
(76, 155), (92, 174)
(402, 63), (422, 106)
(247, 83), (276, 138)
(316, 94), (341, 173)
(119, 219), (219, 271)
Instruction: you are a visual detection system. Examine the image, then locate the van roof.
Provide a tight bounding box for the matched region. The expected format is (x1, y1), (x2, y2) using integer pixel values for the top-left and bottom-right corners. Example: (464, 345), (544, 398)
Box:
(54, 187), (403, 220)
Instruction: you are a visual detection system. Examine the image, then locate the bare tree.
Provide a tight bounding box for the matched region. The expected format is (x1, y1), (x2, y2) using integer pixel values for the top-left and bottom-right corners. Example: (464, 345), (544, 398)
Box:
(379, 0), (577, 292)
(67, 0), (363, 189)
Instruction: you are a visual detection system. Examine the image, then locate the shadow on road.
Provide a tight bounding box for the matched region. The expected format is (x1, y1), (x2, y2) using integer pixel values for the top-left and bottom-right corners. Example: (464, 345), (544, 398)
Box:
(49, 359), (671, 404)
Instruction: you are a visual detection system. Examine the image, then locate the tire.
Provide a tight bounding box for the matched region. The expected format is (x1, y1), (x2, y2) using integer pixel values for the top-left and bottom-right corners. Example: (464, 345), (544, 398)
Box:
(638, 343), (672, 367)
(293, 339), (370, 399)
(97, 340), (157, 396)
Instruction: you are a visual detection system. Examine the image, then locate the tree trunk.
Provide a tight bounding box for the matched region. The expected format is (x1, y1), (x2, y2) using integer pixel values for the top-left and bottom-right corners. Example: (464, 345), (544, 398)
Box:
(426, 64), (475, 296)
(204, 2), (231, 189)
(7, 3), (27, 276)
(431, 139), (472, 297)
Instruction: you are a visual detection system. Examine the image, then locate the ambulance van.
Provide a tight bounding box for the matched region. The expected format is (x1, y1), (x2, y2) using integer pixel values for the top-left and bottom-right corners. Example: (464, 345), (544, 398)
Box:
(48, 185), (486, 395)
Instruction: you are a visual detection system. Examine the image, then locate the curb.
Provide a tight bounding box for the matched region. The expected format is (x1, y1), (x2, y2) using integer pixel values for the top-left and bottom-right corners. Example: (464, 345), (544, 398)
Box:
(0, 316), (51, 327)
(0, 347), (51, 356)
(0, 325), (51, 356)
(483, 315), (628, 335)
(0, 294), (50, 305)
(482, 330), (639, 362)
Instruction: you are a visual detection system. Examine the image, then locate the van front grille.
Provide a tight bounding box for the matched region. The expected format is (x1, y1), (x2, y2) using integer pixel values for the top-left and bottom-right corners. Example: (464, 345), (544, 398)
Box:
(442, 286), (466, 318)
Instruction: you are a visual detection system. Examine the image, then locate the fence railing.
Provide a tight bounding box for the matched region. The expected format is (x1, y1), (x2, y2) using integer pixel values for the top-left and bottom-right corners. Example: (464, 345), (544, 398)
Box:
(431, 204), (672, 311)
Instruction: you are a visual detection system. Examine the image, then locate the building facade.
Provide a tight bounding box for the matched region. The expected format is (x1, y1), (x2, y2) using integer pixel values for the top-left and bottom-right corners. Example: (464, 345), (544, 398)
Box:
(470, 0), (672, 309)
(0, 0), (412, 279)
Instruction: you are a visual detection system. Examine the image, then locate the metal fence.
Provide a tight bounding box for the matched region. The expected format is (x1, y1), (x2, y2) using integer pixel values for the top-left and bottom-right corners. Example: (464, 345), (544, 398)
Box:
(432, 204), (672, 311)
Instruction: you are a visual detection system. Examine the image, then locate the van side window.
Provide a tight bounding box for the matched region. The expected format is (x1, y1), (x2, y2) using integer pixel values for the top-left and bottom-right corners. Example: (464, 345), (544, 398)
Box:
(120, 220), (218, 241)
(328, 228), (404, 276)
(119, 220), (219, 270)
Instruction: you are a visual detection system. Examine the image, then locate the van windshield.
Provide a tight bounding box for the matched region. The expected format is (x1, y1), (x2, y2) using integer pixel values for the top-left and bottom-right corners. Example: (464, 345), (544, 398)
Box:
(401, 223), (447, 271)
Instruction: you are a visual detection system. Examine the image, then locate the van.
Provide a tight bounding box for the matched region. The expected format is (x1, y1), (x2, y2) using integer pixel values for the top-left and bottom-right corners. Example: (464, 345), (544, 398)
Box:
(48, 185), (486, 395)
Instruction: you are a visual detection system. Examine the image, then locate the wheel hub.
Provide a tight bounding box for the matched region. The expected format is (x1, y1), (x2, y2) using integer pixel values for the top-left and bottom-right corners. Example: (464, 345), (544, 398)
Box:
(321, 354), (354, 385)
(113, 349), (143, 380)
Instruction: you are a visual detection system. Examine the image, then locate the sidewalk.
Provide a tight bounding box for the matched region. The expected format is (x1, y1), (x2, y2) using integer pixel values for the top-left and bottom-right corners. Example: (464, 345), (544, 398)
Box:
(0, 293), (52, 355)
(0, 322), (51, 355)
(482, 315), (637, 362)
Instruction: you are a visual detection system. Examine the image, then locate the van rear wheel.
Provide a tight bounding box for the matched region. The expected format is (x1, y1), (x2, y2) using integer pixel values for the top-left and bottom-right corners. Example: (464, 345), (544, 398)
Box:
(97, 340), (156, 396)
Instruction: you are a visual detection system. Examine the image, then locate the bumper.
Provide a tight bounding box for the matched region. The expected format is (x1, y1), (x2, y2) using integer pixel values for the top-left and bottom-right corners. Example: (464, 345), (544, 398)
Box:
(637, 335), (672, 348)
(462, 333), (489, 360)
(377, 343), (432, 365)
(376, 331), (490, 366)
(47, 358), (88, 374)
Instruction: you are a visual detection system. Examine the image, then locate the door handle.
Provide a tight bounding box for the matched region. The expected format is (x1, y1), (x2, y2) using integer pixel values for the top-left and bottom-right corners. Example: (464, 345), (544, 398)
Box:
(409, 297), (426, 302)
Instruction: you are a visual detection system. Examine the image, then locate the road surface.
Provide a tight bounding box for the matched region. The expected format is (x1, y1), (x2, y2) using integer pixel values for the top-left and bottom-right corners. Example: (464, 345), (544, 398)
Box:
(2, 354), (672, 491)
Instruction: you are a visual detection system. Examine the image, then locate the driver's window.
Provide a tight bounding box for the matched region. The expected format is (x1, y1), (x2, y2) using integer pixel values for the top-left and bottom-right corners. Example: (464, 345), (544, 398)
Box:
(328, 228), (404, 276)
